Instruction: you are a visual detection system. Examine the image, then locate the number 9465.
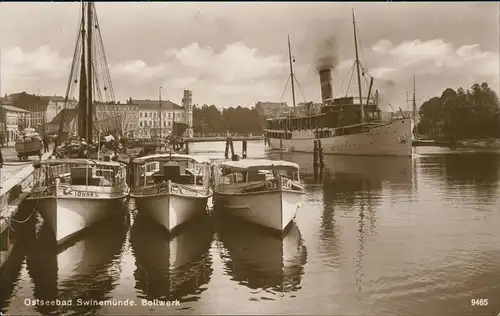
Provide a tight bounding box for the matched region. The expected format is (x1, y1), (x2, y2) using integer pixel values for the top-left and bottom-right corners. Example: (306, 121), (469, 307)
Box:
(471, 298), (488, 306)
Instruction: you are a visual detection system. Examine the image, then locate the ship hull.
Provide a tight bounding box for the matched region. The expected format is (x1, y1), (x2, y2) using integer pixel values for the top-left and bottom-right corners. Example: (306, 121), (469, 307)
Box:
(30, 193), (127, 245)
(213, 189), (304, 231)
(267, 118), (412, 156)
(133, 192), (210, 232)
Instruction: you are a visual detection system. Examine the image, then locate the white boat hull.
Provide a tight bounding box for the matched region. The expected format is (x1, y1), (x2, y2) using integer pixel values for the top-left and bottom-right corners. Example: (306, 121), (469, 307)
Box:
(267, 118), (412, 156)
(30, 193), (127, 245)
(213, 189), (304, 231)
(133, 192), (210, 231)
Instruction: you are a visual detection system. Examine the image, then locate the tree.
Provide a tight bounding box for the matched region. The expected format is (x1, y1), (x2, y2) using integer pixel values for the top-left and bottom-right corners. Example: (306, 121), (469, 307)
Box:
(192, 104), (265, 135)
(418, 82), (499, 139)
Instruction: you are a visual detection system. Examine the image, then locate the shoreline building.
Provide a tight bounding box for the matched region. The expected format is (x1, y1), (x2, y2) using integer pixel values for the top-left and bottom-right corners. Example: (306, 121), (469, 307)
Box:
(0, 102), (29, 146)
(129, 89), (194, 139)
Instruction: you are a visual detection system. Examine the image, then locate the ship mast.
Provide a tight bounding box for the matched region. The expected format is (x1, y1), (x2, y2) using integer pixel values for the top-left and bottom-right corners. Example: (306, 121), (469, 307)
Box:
(86, 2), (93, 142)
(412, 74), (418, 138)
(77, 3), (87, 140)
(159, 86), (162, 138)
(352, 9), (364, 123)
(288, 34), (297, 110)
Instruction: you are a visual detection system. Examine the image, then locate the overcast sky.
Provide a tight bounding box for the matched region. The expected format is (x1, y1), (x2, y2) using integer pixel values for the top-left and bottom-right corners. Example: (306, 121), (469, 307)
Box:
(1, 2), (499, 110)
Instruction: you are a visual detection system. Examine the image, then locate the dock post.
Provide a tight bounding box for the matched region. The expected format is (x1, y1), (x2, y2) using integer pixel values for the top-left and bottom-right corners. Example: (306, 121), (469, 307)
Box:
(242, 140), (247, 158)
(318, 139), (324, 169)
(224, 138), (230, 159)
(313, 140), (319, 170)
(229, 137), (235, 157)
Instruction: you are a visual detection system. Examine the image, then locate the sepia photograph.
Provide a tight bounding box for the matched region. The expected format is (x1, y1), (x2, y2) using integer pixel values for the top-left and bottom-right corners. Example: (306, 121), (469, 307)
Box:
(0, 1), (499, 315)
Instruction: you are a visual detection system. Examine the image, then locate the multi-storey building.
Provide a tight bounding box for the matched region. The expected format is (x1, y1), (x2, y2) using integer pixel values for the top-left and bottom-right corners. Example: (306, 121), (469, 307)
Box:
(94, 102), (139, 138)
(8, 92), (77, 130)
(128, 89), (194, 139)
(46, 101), (139, 139)
(0, 103), (29, 146)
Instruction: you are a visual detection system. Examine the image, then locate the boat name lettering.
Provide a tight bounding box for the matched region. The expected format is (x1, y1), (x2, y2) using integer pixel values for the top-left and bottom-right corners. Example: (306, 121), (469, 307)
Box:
(74, 191), (99, 197)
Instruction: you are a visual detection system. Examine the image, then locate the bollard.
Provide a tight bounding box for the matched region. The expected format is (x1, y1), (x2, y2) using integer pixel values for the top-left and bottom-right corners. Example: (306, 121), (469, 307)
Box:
(185, 142), (190, 154)
(242, 140), (247, 158)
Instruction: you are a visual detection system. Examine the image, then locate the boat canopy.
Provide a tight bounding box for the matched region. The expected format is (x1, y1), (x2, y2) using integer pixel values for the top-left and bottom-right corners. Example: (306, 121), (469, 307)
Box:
(218, 159), (300, 172)
(33, 159), (123, 168)
(132, 153), (210, 165)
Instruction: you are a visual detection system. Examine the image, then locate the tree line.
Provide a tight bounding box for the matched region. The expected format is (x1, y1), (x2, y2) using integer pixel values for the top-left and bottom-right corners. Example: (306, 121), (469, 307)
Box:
(192, 105), (266, 135)
(418, 82), (500, 139)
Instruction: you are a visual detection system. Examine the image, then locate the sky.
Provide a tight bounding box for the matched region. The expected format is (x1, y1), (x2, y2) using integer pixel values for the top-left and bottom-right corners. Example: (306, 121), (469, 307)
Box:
(1, 2), (499, 111)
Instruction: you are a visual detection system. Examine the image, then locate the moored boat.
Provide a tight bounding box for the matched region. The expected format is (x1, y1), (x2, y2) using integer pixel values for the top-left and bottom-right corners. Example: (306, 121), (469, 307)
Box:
(212, 158), (306, 231)
(264, 12), (412, 157)
(130, 153), (212, 231)
(27, 159), (129, 245)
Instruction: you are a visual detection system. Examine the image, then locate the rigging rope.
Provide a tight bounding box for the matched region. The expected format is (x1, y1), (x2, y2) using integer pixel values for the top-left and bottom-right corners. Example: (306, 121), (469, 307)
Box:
(292, 75), (307, 103)
(279, 75), (291, 103)
(345, 61), (356, 97)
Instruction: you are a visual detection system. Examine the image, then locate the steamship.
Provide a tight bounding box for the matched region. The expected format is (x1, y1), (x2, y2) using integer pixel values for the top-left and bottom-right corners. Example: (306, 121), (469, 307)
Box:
(264, 13), (412, 157)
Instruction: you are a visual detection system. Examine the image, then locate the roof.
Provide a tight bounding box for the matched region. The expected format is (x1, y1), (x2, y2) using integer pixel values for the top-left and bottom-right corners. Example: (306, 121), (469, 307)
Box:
(129, 99), (182, 110)
(47, 108), (79, 125)
(217, 159), (299, 171)
(132, 153), (210, 165)
(34, 159), (123, 167)
(0, 105), (28, 112)
(9, 92), (50, 111)
(40, 95), (67, 102)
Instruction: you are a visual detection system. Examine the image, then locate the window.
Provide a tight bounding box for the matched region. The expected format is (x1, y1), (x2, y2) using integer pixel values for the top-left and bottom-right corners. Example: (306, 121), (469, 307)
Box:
(168, 113), (171, 119)
(140, 112), (143, 118)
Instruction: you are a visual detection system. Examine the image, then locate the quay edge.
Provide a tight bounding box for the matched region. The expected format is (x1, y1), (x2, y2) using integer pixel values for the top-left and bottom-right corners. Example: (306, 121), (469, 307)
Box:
(0, 164), (36, 270)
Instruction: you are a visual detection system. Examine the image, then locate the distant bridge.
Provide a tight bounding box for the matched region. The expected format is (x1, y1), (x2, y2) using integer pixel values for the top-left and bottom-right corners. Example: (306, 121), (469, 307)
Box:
(183, 135), (264, 143)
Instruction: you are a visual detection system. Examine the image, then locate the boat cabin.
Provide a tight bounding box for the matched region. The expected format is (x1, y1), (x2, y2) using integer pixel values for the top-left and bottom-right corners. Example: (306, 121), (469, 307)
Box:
(32, 159), (127, 189)
(131, 153), (210, 188)
(214, 159), (301, 189)
(265, 96), (383, 139)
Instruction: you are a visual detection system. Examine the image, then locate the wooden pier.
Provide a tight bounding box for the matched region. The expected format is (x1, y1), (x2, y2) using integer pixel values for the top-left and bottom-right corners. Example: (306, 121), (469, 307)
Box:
(0, 149), (52, 269)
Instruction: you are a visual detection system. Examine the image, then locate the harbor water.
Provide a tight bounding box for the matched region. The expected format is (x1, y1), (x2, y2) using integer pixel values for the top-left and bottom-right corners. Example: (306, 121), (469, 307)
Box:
(1, 141), (499, 315)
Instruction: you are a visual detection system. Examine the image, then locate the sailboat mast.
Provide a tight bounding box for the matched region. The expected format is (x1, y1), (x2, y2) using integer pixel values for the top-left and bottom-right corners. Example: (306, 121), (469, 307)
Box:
(352, 9), (364, 123)
(412, 74), (417, 138)
(288, 35), (296, 109)
(86, 2), (93, 142)
(159, 87), (162, 138)
(78, 3), (87, 140)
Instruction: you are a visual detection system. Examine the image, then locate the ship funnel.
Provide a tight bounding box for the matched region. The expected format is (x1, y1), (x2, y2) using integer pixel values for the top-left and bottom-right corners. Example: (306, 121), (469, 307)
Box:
(319, 68), (333, 102)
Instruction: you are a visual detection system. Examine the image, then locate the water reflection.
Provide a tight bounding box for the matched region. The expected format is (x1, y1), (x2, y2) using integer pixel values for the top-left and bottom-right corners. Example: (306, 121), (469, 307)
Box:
(0, 239), (28, 312)
(0, 203), (37, 313)
(214, 215), (307, 299)
(130, 215), (214, 304)
(26, 212), (128, 316)
(269, 153), (412, 183)
(418, 151), (500, 204)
